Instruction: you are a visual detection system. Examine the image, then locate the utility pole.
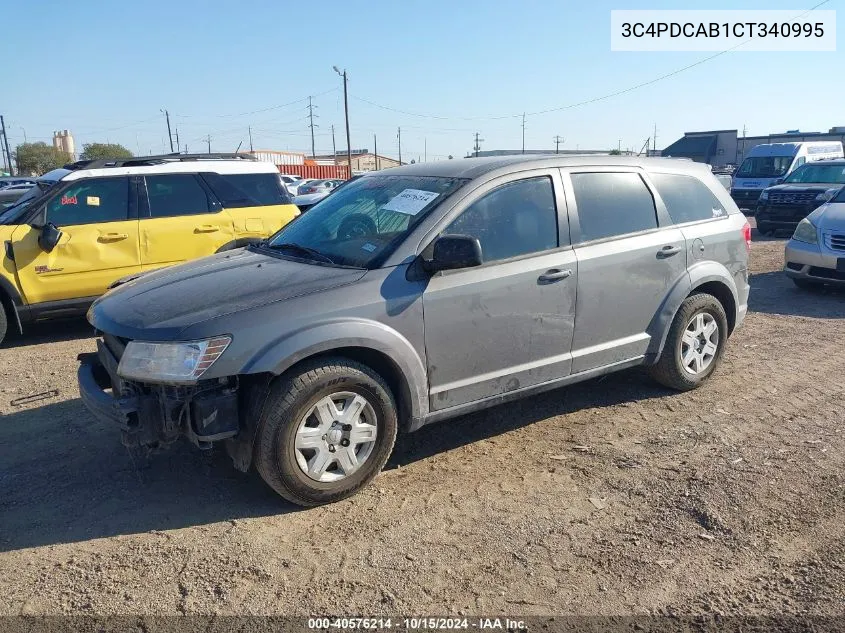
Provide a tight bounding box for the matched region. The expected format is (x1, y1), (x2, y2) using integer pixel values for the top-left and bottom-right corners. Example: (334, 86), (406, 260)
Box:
(19, 127), (26, 143)
(652, 123), (657, 156)
(185, 144), (188, 154)
(424, 138), (427, 162)
(248, 126), (254, 153)
(307, 96), (319, 158)
(161, 109), (174, 152)
(206, 135), (212, 154)
(331, 125), (337, 159)
(473, 132), (483, 157)
(0, 116), (13, 175)
(333, 66), (352, 178)
(373, 133), (379, 170)
(618, 138), (622, 152)
(521, 113), (526, 154)
(175, 128), (180, 153)
(554, 135), (564, 154)
(397, 127), (402, 165)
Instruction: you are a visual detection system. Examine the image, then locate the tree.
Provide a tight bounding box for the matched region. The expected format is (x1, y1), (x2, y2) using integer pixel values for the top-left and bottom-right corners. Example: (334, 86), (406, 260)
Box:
(14, 142), (71, 175)
(80, 143), (133, 161)
(609, 149), (622, 156)
(448, 155), (454, 160)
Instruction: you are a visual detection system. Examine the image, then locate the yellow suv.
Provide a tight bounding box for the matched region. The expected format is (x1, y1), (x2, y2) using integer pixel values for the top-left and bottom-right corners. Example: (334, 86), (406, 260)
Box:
(0, 153), (300, 345)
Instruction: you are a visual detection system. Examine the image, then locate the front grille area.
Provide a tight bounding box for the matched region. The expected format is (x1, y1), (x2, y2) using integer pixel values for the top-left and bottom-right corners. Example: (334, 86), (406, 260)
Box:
(826, 233), (845, 252)
(809, 266), (845, 281)
(103, 333), (129, 361)
(769, 192), (818, 205)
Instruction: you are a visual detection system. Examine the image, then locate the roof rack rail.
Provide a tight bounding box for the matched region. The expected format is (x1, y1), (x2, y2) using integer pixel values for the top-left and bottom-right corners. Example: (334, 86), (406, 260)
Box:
(64, 152), (259, 171)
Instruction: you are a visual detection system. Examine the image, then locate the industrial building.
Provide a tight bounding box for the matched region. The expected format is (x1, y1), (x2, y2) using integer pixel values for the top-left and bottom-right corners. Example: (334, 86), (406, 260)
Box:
(313, 150), (402, 172)
(662, 126), (845, 168)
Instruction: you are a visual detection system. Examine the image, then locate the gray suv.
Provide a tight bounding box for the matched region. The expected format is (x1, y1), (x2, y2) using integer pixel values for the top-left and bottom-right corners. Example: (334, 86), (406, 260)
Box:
(78, 156), (751, 506)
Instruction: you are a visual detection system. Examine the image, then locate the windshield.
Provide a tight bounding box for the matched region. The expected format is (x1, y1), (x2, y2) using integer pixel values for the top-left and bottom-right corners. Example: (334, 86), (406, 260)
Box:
(266, 174), (466, 268)
(783, 164), (845, 184)
(735, 156), (793, 179)
(0, 179), (56, 224)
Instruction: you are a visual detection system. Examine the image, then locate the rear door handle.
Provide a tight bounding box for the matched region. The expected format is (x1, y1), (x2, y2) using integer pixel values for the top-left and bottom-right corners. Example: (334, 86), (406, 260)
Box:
(195, 224), (219, 233)
(98, 233), (128, 242)
(538, 268), (572, 282)
(657, 245), (682, 258)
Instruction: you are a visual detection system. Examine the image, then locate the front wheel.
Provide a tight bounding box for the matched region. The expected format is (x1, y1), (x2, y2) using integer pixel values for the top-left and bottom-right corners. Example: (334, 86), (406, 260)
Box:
(254, 357), (398, 506)
(649, 293), (729, 391)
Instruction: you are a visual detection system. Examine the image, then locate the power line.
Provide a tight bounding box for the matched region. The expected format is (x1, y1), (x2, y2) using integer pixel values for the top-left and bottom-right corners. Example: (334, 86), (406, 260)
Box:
(351, 0), (831, 123)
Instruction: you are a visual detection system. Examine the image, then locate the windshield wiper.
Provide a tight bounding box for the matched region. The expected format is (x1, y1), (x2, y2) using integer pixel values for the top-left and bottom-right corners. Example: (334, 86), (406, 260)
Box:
(269, 242), (336, 264)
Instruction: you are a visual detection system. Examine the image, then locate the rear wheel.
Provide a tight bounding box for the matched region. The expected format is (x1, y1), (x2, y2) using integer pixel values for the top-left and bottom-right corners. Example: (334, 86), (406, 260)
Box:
(254, 357), (398, 506)
(649, 293), (729, 391)
(756, 221), (772, 236)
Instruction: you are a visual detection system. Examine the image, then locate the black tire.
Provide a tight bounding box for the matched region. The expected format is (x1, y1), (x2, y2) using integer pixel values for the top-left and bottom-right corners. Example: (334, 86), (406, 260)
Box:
(649, 293), (729, 392)
(756, 221), (772, 236)
(0, 303), (7, 347)
(792, 278), (821, 291)
(254, 357), (398, 506)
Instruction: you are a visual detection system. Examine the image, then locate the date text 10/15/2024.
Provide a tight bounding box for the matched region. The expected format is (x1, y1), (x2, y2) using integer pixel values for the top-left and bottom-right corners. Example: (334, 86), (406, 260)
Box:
(308, 617), (527, 630)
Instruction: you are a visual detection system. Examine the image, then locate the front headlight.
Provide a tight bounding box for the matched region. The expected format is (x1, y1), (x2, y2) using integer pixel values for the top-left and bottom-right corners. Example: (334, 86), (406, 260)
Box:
(791, 218), (818, 245)
(815, 187), (841, 202)
(759, 190), (769, 202)
(117, 337), (231, 383)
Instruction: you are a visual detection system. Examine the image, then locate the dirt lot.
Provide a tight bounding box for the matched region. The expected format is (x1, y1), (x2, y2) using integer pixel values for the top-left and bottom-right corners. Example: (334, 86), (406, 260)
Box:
(1, 228), (844, 619)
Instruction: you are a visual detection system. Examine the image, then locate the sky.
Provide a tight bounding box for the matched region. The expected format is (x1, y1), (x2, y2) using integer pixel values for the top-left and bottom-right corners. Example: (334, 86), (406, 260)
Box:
(1, 0), (842, 164)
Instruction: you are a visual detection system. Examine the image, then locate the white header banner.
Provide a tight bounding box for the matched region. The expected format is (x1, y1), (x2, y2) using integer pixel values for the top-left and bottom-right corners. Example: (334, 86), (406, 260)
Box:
(611, 10), (836, 51)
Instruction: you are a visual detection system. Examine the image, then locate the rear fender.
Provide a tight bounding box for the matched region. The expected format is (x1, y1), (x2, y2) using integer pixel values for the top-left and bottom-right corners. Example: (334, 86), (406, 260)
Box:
(646, 262), (738, 363)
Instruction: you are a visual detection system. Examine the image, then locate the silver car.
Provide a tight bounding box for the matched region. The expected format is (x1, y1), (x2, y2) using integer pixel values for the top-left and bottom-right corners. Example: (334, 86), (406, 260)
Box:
(79, 156), (750, 506)
(784, 187), (845, 288)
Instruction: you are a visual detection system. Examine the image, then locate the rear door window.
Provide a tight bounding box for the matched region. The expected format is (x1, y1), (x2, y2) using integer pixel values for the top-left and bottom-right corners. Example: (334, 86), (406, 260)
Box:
(145, 174), (212, 218)
(570, 172), (657, 242)
(650, 173), (727, 224)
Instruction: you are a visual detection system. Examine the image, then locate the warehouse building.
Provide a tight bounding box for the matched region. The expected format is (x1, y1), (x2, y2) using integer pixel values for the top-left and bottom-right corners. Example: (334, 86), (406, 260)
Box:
(662, 126), (845, 168)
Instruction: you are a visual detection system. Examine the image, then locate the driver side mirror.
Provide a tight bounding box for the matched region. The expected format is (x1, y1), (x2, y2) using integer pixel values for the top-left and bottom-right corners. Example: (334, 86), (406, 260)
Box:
(772, 178), (783, 185)
(38, 223), (63, 253)
(424, 234), (483, 273)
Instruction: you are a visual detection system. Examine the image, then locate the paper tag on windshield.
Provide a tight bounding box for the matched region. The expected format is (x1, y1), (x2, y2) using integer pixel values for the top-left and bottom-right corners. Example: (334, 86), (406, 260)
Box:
(382, 189), (439, 216)
(87, 196), (100, 206)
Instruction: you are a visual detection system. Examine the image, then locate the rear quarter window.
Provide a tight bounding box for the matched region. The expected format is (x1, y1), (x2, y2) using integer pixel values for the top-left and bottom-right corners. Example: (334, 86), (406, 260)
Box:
(650, 173), (726, 224)
(202, 172), (291, 207)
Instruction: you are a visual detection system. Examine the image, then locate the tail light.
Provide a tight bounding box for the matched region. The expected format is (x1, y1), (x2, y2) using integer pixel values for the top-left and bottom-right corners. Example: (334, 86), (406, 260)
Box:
(742, 220), (752, 251)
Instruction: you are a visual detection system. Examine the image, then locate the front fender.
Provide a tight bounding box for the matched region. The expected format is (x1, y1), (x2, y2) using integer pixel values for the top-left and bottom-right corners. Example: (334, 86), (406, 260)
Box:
(241, 318), (429, 422)
(646, 261), (738, 362)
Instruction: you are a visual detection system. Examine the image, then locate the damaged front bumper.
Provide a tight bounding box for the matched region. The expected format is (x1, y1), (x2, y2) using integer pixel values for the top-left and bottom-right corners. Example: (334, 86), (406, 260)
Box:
(77, 338), (241, 449)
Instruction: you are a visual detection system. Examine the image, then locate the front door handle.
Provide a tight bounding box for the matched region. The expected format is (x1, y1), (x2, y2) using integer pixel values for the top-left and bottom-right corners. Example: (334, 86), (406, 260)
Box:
(538, 268), (572, 282)
(99, 232), (128, 242)
(657, 245), (682, 258)
(195, 224), (219, 233)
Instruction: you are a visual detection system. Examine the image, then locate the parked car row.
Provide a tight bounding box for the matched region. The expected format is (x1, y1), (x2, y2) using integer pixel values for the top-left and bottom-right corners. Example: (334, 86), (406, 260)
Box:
(0, 176), (38, 209)
(0, 153), (300, 346)
(75, 155), (751, 506)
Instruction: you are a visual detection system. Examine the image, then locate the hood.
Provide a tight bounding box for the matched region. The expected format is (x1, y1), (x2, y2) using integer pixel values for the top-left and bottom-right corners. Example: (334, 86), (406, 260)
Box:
(89, 247), (366, 340)
(810, 201), (845, 230)
(766, 183), (842, 193)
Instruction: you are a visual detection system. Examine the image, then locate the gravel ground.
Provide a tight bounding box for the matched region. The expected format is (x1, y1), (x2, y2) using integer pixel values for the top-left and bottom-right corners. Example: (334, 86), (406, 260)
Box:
(1, 227), (844, 619)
